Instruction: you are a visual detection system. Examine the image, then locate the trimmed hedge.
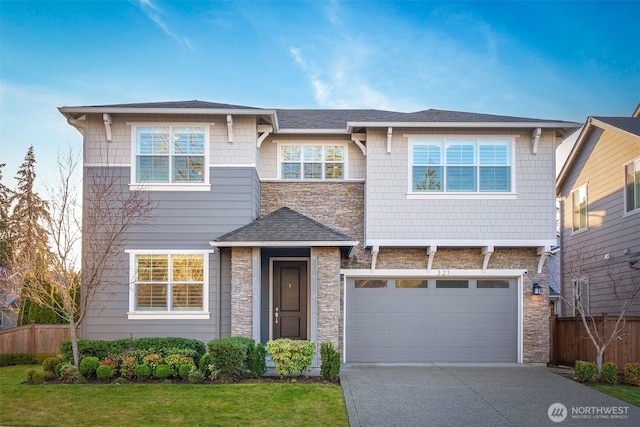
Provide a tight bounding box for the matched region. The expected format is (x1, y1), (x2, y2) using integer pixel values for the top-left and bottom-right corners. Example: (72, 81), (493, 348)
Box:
(0, 353), (55, 367)
(207, 337), (253, 380)
(59, 337), (206, 363)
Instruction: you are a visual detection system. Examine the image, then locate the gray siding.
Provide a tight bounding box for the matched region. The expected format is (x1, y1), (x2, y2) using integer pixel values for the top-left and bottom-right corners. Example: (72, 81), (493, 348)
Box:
(82, 166), (259, 341)
(559, 126), (640, 316)
(364, 127), (558, 244)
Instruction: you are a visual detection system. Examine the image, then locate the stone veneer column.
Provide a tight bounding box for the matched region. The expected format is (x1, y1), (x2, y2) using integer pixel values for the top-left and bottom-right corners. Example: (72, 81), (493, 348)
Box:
(230, 247), (253, 338)
(315, 247), (341, 350)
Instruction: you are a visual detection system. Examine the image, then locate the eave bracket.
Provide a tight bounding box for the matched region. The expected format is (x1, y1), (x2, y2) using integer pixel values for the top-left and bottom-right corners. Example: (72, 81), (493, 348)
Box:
(257, 125), (273, 148)
(103, 113), (112, 143)
(531, 127), (541, 154)
(482, 245), (494, 272)
(427, 245), (437, 272)
(351, 133), (367, 156)
(227, 114), (234, 144)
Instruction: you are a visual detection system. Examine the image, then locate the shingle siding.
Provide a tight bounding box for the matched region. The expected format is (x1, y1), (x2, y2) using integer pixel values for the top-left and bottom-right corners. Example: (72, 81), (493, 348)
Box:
(365, 127), (558, 243)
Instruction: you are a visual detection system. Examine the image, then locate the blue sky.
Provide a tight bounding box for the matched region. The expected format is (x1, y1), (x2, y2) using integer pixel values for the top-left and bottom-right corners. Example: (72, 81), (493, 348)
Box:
(1, 0), (639, 191)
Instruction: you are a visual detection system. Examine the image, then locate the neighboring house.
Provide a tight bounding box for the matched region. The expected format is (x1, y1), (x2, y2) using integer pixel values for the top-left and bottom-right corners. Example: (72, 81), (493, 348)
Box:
(0, 266), (18, 330)
(59, 101), (579, 364)
(556, 108), (640, 317)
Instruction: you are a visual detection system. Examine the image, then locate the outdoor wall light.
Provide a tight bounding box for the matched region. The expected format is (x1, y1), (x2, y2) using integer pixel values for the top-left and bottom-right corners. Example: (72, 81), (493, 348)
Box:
(532, 282), (542, 296)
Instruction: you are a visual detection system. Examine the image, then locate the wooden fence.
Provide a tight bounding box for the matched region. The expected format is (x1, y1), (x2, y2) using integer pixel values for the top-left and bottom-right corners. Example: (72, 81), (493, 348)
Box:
(550, 314), (640, 368)
(0, 322), (77, 354)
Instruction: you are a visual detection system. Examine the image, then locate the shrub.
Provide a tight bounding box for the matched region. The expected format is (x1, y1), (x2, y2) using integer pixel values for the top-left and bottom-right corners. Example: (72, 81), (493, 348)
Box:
(142, 354), (163, 371)
(574, 360), (597, 383)
(600, 362), (618, 384)
(0, 353), (52, 367)
(42, 356), (62, 373)
(43, 370), (57, 381)
(198, 353), (213, 376)
(60, 364), (81, 384)
(624, 362), (640, 385)
(188, 370), (205, 384)
(112, 377), (129, 385)
(26, 369), (36, 383)
(207, 337), (254, 380)
(247, 342), (267, 377)
(267, 339), (316, 377)
(31, 371), (45, 385)
(154, 364), (173, 379)
(120, 356), (137, 379)
(179, 363), (194, 379)
(165, 354), (194, 376)
(79, 356), (100, 377)
(320, 342), (341, 382)
(59, 337), (206, 363)
(133, 363), (151, 379)
(96, 364), (113, 380)
(54, 363), (64, 377)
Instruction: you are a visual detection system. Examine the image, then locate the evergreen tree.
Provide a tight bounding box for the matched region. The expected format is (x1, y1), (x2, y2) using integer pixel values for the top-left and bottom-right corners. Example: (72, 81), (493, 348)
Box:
(0, 163), (12, 266)
(9, 146), (53, 325)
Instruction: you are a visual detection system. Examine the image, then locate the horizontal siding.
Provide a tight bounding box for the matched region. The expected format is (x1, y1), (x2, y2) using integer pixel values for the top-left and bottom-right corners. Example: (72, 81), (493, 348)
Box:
(82, 166), (258, 341)
(365, 127), (558, 242)
(559, 126), (640, 316)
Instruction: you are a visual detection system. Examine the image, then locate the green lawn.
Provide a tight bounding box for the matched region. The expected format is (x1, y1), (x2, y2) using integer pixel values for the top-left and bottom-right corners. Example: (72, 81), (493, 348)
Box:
(593, 385), (640, 407)
(0, 365), (349, 427)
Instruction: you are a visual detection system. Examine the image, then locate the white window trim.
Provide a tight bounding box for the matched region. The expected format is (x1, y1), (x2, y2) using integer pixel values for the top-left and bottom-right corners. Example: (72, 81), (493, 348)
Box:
(623, 157), (640, 216)
(407, 135), (516, 198)
(276, 141), (348, 180)
(129, 123), (211, 191)
(126, 249), (213, 320)
(571, 184), (589, 233)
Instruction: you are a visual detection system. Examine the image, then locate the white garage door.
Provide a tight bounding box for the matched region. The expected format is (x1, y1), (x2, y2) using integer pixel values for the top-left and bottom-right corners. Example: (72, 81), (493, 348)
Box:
(345, 278), (518, 363)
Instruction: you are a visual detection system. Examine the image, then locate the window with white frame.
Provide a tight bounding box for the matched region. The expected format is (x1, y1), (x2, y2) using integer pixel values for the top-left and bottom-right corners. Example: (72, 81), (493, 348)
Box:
(625, 159), (640, 213)
(129, 251), (209, 318)
(572, 184), (588, 232)
(279, 144), (345, 180)
(411, 137), (512, 192)
(133, 125), (207, 184)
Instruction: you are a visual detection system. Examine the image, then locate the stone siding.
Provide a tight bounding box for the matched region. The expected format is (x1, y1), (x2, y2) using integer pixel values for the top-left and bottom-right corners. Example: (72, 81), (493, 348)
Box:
(315, 247), (342, 351)
(230, 247), (253, 337)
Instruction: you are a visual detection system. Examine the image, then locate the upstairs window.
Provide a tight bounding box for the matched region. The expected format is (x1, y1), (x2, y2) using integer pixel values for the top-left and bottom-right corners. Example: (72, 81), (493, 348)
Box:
(133, 125), (207, 184)
(572, 184), (588, 232)
(411, 137), (512, 193)
(279, 144), (345, 180)
(625, 159), (640, 213)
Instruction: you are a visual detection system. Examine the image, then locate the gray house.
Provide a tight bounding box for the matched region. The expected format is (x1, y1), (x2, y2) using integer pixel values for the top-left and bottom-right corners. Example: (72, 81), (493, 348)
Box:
(556, 108), (640, 317)
(59, 101), (579, 364)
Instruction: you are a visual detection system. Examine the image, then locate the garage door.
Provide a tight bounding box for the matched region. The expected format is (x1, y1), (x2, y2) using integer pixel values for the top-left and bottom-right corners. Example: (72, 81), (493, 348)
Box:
(345, 278), (518, 363)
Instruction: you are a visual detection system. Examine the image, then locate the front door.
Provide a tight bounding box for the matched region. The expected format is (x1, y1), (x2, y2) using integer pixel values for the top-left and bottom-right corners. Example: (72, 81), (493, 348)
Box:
(272, 261), (308, 340)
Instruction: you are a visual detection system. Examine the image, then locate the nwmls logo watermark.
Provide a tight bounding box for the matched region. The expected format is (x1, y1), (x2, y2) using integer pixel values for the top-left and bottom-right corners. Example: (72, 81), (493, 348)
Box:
(548, 403), (630, 422)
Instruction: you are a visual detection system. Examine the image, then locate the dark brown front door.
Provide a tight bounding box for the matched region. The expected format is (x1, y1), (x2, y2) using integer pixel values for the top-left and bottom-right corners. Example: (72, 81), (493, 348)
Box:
(273, 261), (308, 340)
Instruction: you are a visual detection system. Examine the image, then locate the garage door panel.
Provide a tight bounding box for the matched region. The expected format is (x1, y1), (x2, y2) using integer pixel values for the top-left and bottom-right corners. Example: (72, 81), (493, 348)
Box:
(346, 277), (518, 363)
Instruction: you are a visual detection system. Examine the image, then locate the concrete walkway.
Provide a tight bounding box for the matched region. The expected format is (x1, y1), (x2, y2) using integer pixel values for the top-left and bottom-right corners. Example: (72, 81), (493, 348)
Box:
(340, 364), (640, 426)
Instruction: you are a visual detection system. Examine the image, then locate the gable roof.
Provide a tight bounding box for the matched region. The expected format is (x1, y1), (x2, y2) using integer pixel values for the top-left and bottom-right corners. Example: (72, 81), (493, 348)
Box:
(59, 100), (580, 135)
(556, 116), (640, 191)
(211, 207), (359, 255)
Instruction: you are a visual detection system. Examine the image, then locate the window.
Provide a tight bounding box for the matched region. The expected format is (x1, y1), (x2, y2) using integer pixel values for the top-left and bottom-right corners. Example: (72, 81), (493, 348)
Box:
(396, 279), (428, 288)
(625, 159), (640, 213)
(355, 279), (387, 288)
(435, 280), (469, 289)
(411, 137), (511, 193)
(128, 251), (210, 319)
(572, 184), (588, 231)
(279, 144), (345, 180)
(133, 125), (208, 185)
(477, 280), (510, 289)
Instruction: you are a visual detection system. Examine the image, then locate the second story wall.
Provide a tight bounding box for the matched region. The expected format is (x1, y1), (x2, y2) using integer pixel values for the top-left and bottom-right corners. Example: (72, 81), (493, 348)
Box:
(364, 127), (558, 245)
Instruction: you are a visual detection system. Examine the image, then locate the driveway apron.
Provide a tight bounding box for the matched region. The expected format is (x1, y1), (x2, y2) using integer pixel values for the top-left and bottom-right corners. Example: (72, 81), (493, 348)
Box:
(340, 364), (640, 426)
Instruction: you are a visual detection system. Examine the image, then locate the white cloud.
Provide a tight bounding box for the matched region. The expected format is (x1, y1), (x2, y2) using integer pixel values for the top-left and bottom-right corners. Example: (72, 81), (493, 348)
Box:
(136, 0), (194, 50)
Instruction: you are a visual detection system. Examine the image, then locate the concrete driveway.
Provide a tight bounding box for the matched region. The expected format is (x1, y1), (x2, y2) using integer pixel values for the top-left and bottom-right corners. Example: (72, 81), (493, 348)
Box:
(340, 364), (640, 426)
